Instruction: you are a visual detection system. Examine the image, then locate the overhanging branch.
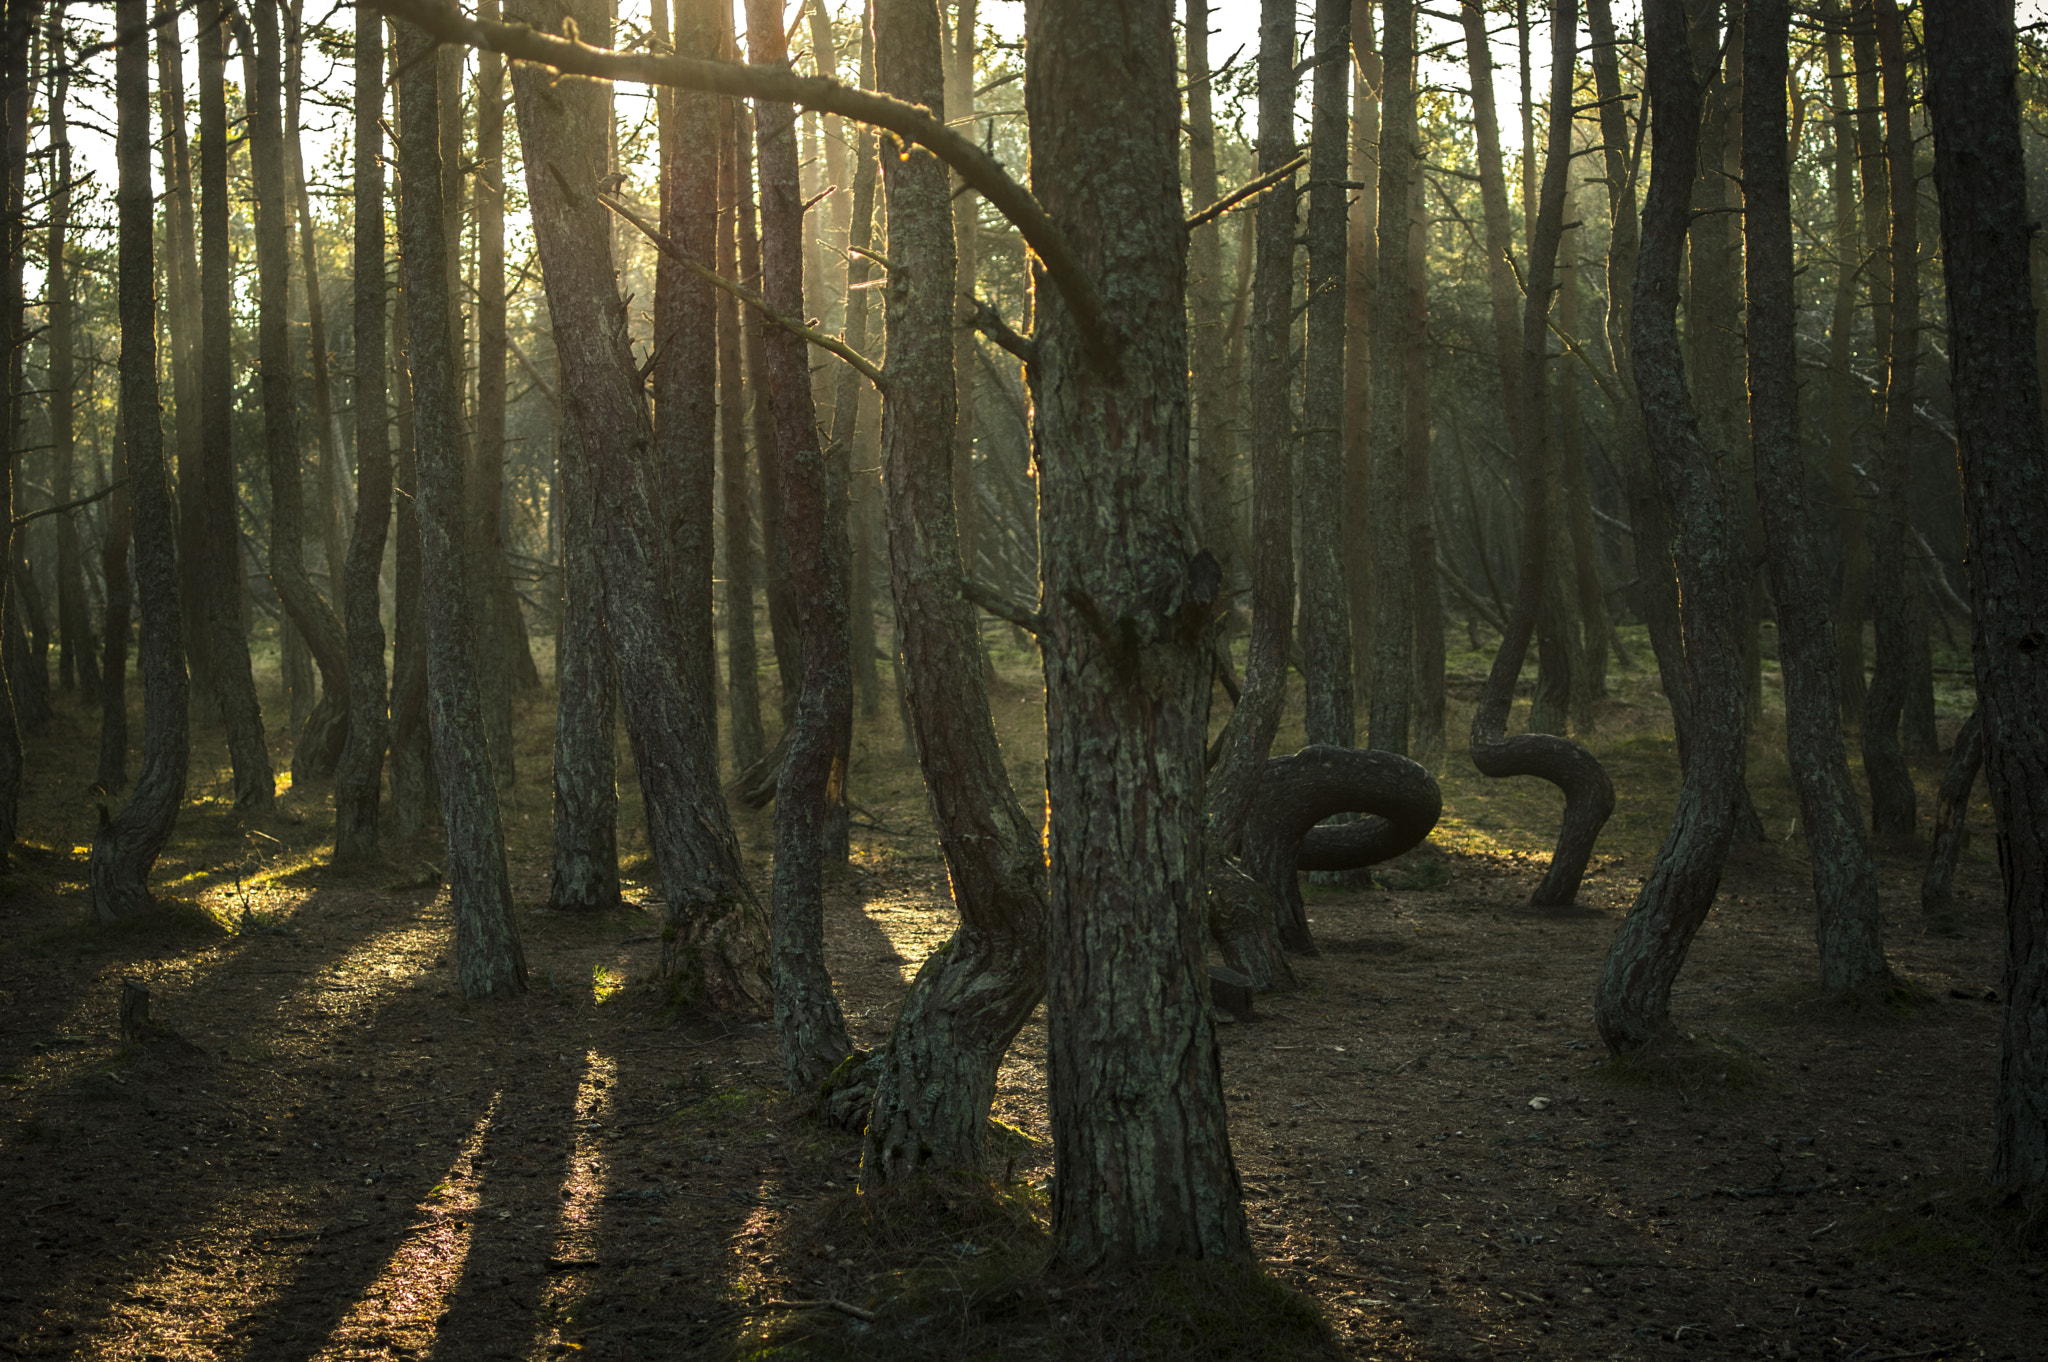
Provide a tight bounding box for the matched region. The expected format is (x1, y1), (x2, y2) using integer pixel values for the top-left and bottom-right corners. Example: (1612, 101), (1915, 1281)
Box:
(370, 0), (1116, 371)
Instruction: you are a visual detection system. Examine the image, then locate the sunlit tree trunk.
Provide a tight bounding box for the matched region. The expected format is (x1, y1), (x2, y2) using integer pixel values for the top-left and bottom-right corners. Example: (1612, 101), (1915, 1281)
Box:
(396, 19), (527, 1001)
(1030, 0), (1249, 1268)
(471, 0), (518, 786)
(91, 0), (189, 917)
(718, 83), (766, 771)
(856, 0), (1046, 1187)
(744, 0), (854, 1090)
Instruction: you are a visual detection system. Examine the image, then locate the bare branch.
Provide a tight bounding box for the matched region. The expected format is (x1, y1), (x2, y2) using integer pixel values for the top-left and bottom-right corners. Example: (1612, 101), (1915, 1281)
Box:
(1185, 152), (1308, 231)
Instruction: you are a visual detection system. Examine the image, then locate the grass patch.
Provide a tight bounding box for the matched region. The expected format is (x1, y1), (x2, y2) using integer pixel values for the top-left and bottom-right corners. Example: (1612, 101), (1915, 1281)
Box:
(591, 964), (626, 1003)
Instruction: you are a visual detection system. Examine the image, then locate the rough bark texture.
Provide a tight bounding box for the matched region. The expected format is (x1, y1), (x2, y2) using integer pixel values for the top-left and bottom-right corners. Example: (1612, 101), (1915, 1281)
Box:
(1366, 0), (1416, 755)
(1859, 0), (1919, 841)
(1464, 0), (1614, 910)
(717, 82), (765, 773)
(1403, 167), (1444, 765)
(745, 0), (853, 1091)
(1921, 0), (2048, 1185)
(248, 0), (350, 784)
(198, 0), (274, 812)
(1741, 0), (1888, 995)
(1243, 745), (1441, 953)
(90, 0), (189, 919)
(854, 0), (1046, 1189)
(1920, 708), (1982, 924)
(547, 416), (621, 911)
(1029, 0), (1249, 1268)
(332, 4), (391, 868)
(510, 0), (767, 1013)
(1299, 0), (1353, 750)
(397, 21), (527, 1002)
(472, 0), (518, 787)
(387, 177), (434, 840)
(1595, 0), (1746, 1056)
(97, 447), (130, 795)
(1186, 0), (1236, 585)
(1345, 3), (1380, 712)
(946, 0), (980, 594)
(45, 6), (96, 704)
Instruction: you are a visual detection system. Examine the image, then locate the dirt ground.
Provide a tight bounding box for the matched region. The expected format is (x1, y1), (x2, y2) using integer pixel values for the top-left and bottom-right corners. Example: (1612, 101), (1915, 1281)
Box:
(1, 641), (2043, 1361)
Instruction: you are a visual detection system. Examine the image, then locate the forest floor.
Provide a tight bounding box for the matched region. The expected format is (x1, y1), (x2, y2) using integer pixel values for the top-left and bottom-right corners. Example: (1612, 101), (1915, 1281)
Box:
(0, 629), (2042, 1361)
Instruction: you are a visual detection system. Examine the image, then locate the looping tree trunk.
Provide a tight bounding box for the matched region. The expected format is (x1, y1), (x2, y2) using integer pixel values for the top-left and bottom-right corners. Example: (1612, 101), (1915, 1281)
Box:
(1241, 745), (1441, 954)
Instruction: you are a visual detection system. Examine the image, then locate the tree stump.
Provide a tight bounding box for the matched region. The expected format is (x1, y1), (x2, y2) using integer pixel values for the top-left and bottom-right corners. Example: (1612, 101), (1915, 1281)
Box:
(1242, 745), (1443, 954)
(119, 979), (153, 1043)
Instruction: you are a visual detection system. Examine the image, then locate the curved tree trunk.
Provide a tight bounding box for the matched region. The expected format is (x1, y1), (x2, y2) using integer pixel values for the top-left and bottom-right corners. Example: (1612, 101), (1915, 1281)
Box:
(1243, 745), (1441, 952)
(744, 0), (853, 1091)
(332, 3), (391, 867)
(1922, 0), (2048, 1181)
(1742, 0), (1889, 995)
(511, 0), (767, 1013)
(1030, 0), (1249, 1268)
(855, 0), (1046, 1189)
(1594, 0), (1745, 1055)
(1463, 0), (1614, 909)
(397, 18), (526, 1002)
(91, 0), (190, 919)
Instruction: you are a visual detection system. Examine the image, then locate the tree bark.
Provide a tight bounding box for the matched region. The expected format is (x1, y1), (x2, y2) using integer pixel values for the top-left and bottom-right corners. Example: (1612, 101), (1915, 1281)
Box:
(1187, 0), (1240, 586)
(1463, 0), (1614, 909)
(547, 414), (621, 910)
(199, 0), (274, 812)
(1244, 745), (1440, 952)
(855, 0), (1046, 1188)
(1029, 0), (1249, 1267)
(1300, 0), (1353, 751)
(471, 0), (518, 787)
(97, 434), (130, 796)
(1742, 0), (1888, 995)
(397, 20), (527, 1001)
(1367, 0), (1415, 754)
(387, 160), (434, 839)
(1595, 0), (1746, 1055)
(46, 4), (95, 704)
(718, 84), (766, 772)
(1921, 0), (2048, 1186)
(247, 0), (351, 784)
(1822, 0), (1868, 729)
(91, 0), (190, 918)
(333, 2), (390, 868)
(1920, 708), (1981, 924)
(744, 0), (854, 1091)
(510, 0), (768, 1012)
(1859, 0), (1919, 840)
(1403, 162), (1444, 765)
(947, 0), (980, 595)
(1344, 2), (1379, 713)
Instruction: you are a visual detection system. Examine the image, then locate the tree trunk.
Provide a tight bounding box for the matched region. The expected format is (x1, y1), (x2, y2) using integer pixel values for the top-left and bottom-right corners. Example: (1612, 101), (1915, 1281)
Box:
(547, 414), (621, 910)
(1345, 2), (1379, 715)
(744, 0), (854, 1091)
(46, 4), (95, 704)
(1030, 0), (1249, 1268)
(1463, 0), (1614, 909)
(1187, 0), (1238, 585)
(91, 0), (190, 918)
(198, 0), (274, 812)
(1595, 0), (1746, 1055)
(246, 0), (350, 784)
(734, 98), (801, 730)
(855, 0), (1046, 1187)
(1859, 0), (1919, 840)
(1367, 0), (1416, 754)
(1557, 172), (1606, 734)
(471, 0), (518, 786)
(156, 2), (212, 724)
(1300, 0), (1353, 751)
(1742, 0), (1888, 995)
(718, 85), (766, 772)
(510, 0), (768, 1013)
(1921, 0), (2048, 1186)
(1822, 0), (1868, 729)
(97, 441), (130, 796)
(332, 2), (390, 868)
(947, 0), (980, 595)
(1920, 708), (1981, 924)
(396, 19), (527, 1001)
(841, 19), (883, 723)
(1403, 163), (1444, 766)
(1197, 0), (1302, 996)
